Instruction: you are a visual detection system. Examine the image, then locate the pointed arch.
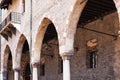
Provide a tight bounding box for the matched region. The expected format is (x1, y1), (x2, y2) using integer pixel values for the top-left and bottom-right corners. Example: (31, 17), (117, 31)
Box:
(14, 34), (29, 69)
(67, 0), (119, 55)
(54, 0), (88, 57)
(67, 0), (88, 36)
(2, 45), (12, 70)
(1, 45), (13, 80)
(71, 0), (120, 79)
(33, 17), (59, 63)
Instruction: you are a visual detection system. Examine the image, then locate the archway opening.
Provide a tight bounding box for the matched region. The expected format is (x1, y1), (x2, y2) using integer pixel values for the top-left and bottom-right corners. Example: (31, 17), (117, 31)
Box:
(39, 22), (60, 80)
(21, 39), (30, 80)
(24, 63), (31, 80)
(3, 45), (13, 80)
(16, 35), (30, 80)
(7, 51), (14, 80)
(72, 0), (119, 80)
(22, 40), (29, 53)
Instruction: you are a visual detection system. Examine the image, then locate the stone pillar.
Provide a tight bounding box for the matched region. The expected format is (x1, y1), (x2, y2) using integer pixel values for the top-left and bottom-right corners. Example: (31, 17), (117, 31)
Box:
(62, 55), (71, 80)
(14, 69), (20, 80)
(2, 69), (8, 80)
(32, 63), (39, 80)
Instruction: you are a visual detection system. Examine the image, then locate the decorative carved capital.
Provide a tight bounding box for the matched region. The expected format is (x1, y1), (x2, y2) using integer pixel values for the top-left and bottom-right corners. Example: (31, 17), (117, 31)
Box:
(13, 68), (20, 72)
(61, 55), (72, 60)
(31, 62), (40, 68)
(60, 50), (74, 60)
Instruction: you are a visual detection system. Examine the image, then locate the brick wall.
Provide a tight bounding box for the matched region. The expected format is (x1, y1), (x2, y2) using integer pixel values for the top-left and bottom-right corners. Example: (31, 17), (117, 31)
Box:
(38, 12), (120, 80)
(5, 11), (120, 80)
(73, 12), (119, 80)
(1, 0), (120, 80)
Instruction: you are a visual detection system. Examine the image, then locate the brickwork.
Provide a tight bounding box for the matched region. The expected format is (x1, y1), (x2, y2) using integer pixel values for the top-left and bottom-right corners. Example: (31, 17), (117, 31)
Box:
(1, 0), (120, 80)
(37, 12), (120, 80)
(71, 12), (119, 80)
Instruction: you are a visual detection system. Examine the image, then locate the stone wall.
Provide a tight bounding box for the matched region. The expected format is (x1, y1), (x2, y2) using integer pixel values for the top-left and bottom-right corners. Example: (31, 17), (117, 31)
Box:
(1, 0), (120, 80)
(38, 12), (120, 80)
(6, 11), (120, 80)
(71, 12), (119, 80)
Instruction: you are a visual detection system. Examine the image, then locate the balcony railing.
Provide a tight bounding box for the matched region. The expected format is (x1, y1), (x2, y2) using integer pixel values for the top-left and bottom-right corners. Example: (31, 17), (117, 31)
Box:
(0, 12), (21, 31)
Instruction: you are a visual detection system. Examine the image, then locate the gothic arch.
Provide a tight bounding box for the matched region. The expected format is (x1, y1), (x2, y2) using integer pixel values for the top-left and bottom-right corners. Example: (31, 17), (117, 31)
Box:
(68, 0), (120, 53)
(33, 17), (59, 63)
(55, 0), (88, 57)
(68, 0), (88, 32)
(14, 34), (30, 69)
(72, 0), (118, 79)
(3, 45), (12, 69)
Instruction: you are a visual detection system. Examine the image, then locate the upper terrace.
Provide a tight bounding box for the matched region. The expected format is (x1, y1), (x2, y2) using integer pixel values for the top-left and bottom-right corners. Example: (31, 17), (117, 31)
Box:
(0, 12), (21, 40)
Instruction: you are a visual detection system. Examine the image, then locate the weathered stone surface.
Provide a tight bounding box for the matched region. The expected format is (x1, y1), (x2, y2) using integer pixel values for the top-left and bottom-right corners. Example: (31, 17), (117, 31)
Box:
(1, 0), (120, 80)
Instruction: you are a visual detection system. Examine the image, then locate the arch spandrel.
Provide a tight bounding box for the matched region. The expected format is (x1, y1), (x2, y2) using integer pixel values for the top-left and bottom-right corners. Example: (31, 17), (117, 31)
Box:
(58, 0), (88, 56)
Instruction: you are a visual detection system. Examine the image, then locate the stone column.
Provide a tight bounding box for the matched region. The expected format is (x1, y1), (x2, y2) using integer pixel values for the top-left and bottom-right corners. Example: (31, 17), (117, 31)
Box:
(14, 69), (20, 80)
(32, 63), (39, 80)
(62, 55), (71, 80)
(2, 69), (8, 80)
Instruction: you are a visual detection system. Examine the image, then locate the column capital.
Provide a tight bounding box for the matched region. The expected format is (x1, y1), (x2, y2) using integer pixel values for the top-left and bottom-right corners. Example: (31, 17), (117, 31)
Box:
(61, 55), (72, 60)
(13, 68), (20, 72)
(60, 50), (74, 60)
(31, 62), (40, 68)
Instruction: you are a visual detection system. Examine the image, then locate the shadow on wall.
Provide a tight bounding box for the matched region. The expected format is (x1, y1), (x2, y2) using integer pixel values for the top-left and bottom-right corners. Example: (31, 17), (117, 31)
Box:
(71, 11), (120, 80)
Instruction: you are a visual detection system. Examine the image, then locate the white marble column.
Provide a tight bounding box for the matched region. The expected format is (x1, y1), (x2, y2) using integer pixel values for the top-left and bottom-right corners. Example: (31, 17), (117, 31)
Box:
(32, 63), (39, 80)
(14, 69), (20, 80)
(62, 55), (71, 80)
